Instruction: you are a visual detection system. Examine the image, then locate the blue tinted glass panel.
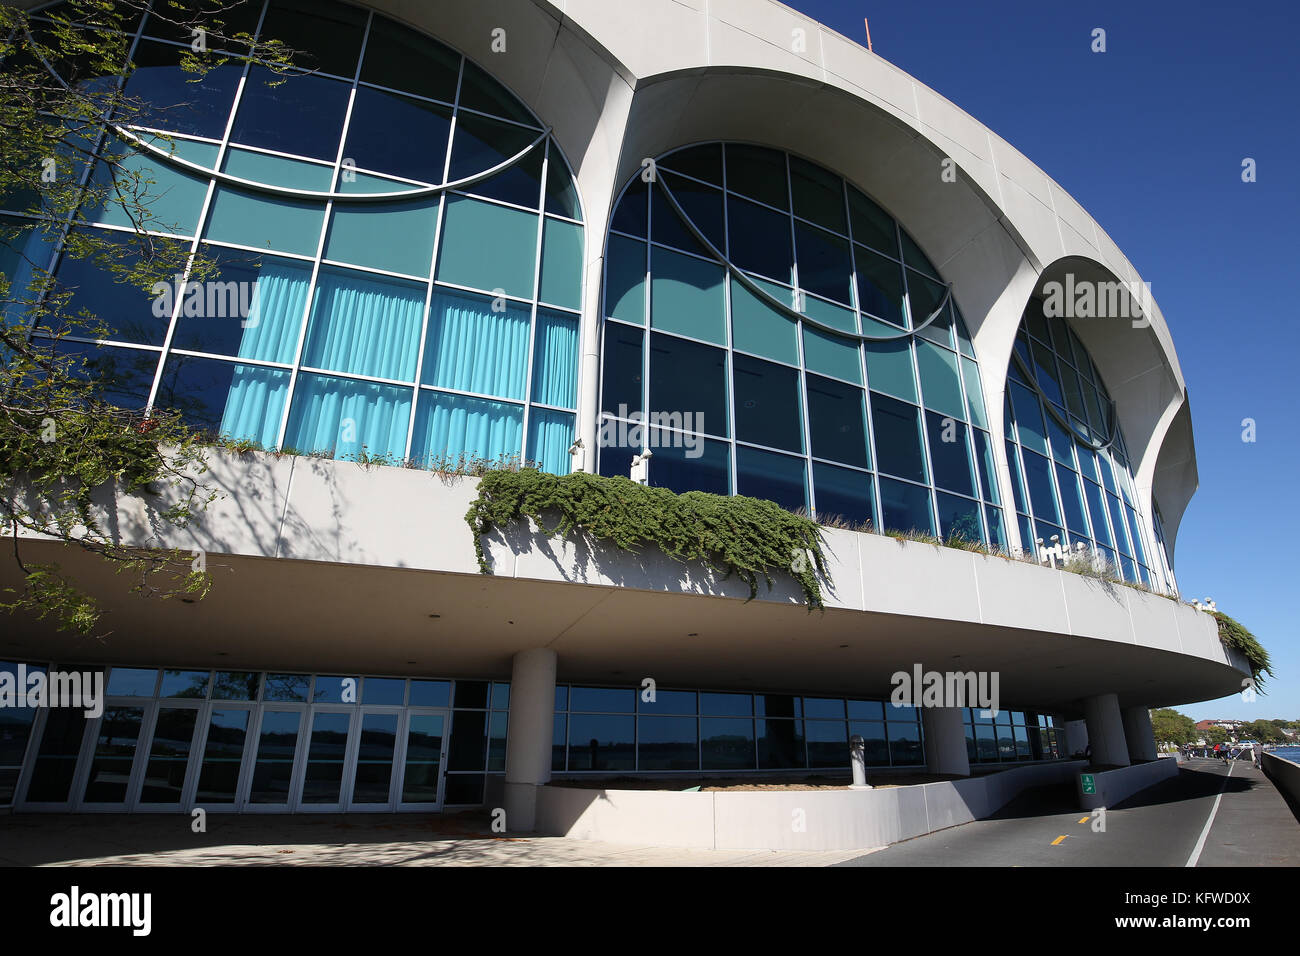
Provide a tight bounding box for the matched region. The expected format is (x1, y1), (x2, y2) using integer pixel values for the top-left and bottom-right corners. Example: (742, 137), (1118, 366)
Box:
(171, 249), (310, 363)
(961, 357), (986, 429)
(156, 355), (288, 448)
(410, 390), (523, 468)
(733, 353), (802, 452)
(422, 288), (529, 400)
(916, 341), (965, 420)
(806, 374), (868, 468)
(204, 187), (325, 257)
(1009, 381), (1048, 455)
(283, 372), (412, 460)
(360, 14), (460, 103)
(222, 148), (334, 191)
(82, 150), (208, 236)
(731, 277), (798, 365)
(363, 678), (406, 706)
(528, 408), (574, 475)
(570, 686), (635, 713)
(973, 429), (999, 504)
(124, 41), (241, 138)
(701, 718), (756, 770)
(303, 268), (425, 381)
(449, 112), (542, 208)
(1055, 463), (1089, 539)
(796, 222), (853, 305)
(539, 218), (583, 310)
(344, 86), (451, 184)
(649, 246), (725, 345)
(725, 144), (788, 209)
(870, 393), (926, 483)
(230, 67), (349, 161)
(600, 322), (643, 417)
(736, 446), (806, 512)
(879, 476), (933, 535)
(863, 339), (916, 403)
(790, 155), (847, 233)
(436, 196), (538, 299)
(325, 198), (438, 277)
(727, 195), (792, 283)
(648, 433), (729, 496)
(1021, 450), (1059, 525)
(605, 235), (646, 324)
(648, 333), (728, 438)
(653, 174), (724, 257)
(813, 462), (875, 527)
(44, 340), (157, 409)
(566, 715), (634, 770)
(926, 411), (974, 497)
(533, 309), (579, 408)
(637, 717), (699, 770)
(49, 231), (180, 345)
(802, 326), (861, 384)
(847, 189), (895, 256)
(106, 667), (157, 697)
(937, 491), (982, 543)
(854, 246), (905, 326)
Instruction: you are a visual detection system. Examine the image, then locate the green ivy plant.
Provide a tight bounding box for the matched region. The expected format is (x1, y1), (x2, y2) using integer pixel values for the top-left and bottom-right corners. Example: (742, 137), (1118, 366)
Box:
(1212, 611), (1272, 690)
(465, 469), (830, 609)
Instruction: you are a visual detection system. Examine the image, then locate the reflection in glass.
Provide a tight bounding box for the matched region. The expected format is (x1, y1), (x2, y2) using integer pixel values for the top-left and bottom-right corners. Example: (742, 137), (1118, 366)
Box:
(83, 707), (145, 803)
(249, 710), (301, 804)
(352, 713), (398, 804)
(700, 718), (755, 770)
(402, 714), (444, 803)
(195, 709), (249, 803)
(140, 707), (198, 803)
(301, 711), (351, 804)
(25, 709), (88, 803)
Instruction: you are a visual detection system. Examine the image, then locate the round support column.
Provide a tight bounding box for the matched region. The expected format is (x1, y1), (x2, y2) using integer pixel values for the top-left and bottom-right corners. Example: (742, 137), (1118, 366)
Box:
(1083, 693), (1130, 767)
(922, 706), (971, 777)
(502, 648), (557, 832)
(1121, 705), (1157, 762)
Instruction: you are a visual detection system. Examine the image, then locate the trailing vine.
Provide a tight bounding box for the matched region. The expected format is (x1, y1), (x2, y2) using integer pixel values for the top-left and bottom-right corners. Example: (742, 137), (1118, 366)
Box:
(1212, 611), (1272, 689)
(465, 469), (829, 609)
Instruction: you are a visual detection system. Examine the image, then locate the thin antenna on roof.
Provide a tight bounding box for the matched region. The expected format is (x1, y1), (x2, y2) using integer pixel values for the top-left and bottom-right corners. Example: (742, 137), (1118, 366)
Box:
(864, 18), (874, 52)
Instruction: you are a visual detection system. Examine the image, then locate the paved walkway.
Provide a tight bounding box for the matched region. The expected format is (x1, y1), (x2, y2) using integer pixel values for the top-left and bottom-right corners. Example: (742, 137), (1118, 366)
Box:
(0, 812), (870, 867)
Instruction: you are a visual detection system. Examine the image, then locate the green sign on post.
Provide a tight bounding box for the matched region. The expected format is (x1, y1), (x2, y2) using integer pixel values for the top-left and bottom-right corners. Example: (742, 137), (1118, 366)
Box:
(1081, 773), (1096, 794)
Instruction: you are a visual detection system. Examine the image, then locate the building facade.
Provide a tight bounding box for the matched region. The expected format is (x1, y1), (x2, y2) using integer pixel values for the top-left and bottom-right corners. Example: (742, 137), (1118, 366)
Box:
(0, 0), (1245, 827)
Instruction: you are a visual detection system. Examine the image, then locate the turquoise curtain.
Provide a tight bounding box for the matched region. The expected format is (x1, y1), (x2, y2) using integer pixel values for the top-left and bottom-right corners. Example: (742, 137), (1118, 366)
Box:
(302, 268), (424, 381)
(528, 408), (574, 475)
(411, 390), (523, 468)
(531, 309), (578, 409)
(421, 288), (529, 400)
(234, 262), (311, 364)
(218, 365), (290, 448)
(283, 372), (413, 460)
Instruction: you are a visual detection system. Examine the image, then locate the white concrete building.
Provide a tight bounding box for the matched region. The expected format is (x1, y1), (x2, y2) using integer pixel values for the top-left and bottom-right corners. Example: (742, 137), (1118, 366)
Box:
(0, 0), (1244, 831)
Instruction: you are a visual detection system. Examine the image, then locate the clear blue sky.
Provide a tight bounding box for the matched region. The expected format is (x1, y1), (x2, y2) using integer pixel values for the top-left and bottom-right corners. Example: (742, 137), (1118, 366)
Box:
(785, 0), (1300, 722)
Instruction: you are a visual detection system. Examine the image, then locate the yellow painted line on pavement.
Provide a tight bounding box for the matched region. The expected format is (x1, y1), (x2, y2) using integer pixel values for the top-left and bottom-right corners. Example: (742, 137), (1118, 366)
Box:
(1078, 817), (1090, 824)
(1051, 835), (1068, 846)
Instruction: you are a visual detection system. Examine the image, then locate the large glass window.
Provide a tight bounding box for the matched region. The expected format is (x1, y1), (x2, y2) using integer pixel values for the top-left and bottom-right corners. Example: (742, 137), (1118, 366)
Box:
(1004, 296), (1161, 588)
(11, 1), (583, 476)
(601, 144), (1002, 545)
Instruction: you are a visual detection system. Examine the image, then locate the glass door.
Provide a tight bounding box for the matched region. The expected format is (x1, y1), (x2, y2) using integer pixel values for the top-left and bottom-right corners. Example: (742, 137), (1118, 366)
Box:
(79, 705), (149, 811)
(17, 708), (91, 810)
(397, 710), (448, 811)
(298, 708), (353, 811)
(193, 706), (254, 810)
(346, 709), (401, 811)
(246, 707), (304, 811)
(134, 703), (203, 811)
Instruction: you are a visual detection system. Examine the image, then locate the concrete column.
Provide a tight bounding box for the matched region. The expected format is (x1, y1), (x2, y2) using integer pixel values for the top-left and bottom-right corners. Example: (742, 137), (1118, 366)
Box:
(1083, 693), (1130, 767)
(922, 706), (971, 777)
(1121, 705), (1158, 763)
(503, 648), (557, 832)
